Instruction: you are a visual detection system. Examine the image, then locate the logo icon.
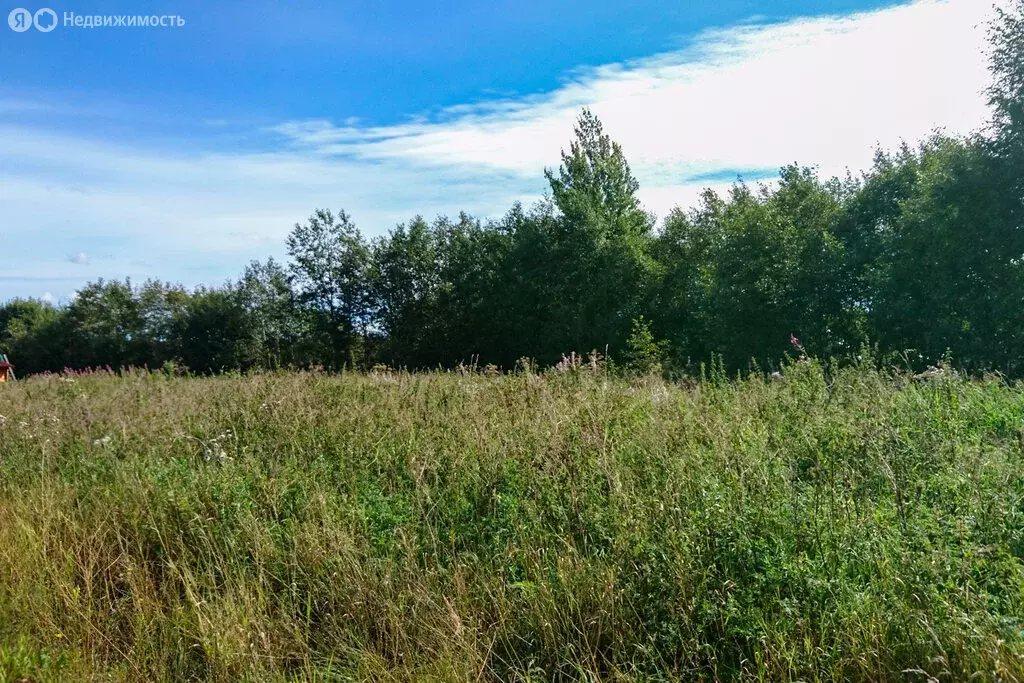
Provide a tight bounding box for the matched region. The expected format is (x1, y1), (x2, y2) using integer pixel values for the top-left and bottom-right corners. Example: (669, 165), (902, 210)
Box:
(7, 7), (57, 32)
(33, 7), (56, 31)
(8, 7), (32, 31)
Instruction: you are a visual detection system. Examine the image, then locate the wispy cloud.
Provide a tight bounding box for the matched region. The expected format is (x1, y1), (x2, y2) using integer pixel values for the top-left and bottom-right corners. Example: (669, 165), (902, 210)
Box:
(270, 0), (994, 187)
(0, 0), (1000, 302)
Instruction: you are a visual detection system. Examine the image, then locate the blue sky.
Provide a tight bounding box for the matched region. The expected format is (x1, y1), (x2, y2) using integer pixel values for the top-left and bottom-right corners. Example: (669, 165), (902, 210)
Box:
(0, 0), (1001, 302)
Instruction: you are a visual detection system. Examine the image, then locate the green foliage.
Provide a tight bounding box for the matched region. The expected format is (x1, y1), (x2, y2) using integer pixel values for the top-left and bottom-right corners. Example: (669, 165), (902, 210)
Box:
(622, 315), (665, 375)
(988, 0), (1024, 152)
(545, 108), (649, 238)
(371, 215), (446, 367)
(2, 367), (1024, 680)
(0, 298), (67, 374)
(2, 132), (1020, 378)
(172, 286), (256, 374)
(236, 258), (307, 369)
(0, 638), (68, 682)
(541, 110), (658, 358)
(286, 209), (373, 368)
(652, 168), (859, 372)
(854, 137), (1024, 374)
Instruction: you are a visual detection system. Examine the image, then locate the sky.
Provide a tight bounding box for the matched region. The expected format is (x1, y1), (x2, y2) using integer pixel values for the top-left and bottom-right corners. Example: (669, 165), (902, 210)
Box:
(0, 0), (1004, 303)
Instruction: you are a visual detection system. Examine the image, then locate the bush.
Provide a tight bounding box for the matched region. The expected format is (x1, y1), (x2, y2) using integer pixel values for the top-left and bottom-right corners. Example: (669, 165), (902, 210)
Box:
(622, 315), (666, 375)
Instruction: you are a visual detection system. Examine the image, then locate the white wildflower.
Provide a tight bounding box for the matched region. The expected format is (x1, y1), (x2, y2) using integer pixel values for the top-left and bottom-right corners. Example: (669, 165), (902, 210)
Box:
(203, 444), (233, 463)
(913, 361), (948, 382)
(181, 432), (234, 463)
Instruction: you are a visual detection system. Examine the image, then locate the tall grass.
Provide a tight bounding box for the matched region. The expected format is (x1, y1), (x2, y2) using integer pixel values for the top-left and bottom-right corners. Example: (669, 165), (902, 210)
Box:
(1, 361), (1023, 681)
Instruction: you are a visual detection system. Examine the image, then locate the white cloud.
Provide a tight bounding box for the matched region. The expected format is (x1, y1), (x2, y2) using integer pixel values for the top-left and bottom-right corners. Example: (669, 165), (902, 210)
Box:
(271, 0), (996, 205)
(0, 0), (1002, 301)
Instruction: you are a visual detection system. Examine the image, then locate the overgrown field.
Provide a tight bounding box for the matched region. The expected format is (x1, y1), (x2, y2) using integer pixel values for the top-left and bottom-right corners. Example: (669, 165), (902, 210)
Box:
(1, 363), (1024, 681)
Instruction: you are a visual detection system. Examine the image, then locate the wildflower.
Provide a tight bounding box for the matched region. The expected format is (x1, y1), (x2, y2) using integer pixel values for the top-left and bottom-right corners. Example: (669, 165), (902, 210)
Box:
(554, 352), (583, 372)
(445, 596), (464, 637)
(204, 445), (233, 463)
(913, 361), (947, 382)
(199, 431), (235, 462)
(789, 333), (809, 362)
(181, 433), (234, 463)
(93, 435), (112, 446)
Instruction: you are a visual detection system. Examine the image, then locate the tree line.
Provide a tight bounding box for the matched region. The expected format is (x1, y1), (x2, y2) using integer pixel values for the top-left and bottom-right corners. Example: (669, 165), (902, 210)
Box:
(4, 3), (1024, 378)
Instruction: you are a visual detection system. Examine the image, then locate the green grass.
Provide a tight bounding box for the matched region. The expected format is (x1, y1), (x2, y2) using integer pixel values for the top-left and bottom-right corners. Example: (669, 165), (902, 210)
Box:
(1, 361), (1023, 681)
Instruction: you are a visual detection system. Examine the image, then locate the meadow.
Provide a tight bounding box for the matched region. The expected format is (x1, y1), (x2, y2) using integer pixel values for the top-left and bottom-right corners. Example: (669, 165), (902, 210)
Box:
(1, 361), (1023, 681)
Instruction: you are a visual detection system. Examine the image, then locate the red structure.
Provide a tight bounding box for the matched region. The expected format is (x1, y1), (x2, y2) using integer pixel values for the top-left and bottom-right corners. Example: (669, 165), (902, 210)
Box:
(0, 354), (14, 382)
